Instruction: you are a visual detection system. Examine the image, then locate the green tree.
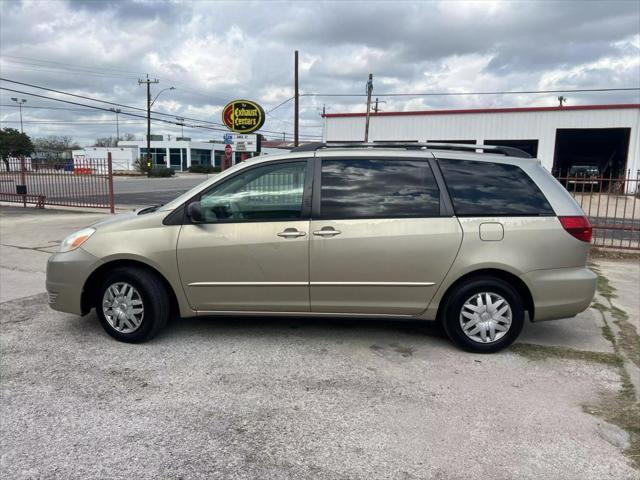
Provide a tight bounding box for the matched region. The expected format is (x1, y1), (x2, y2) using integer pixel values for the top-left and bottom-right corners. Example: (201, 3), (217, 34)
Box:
(0, 128), (34, 170)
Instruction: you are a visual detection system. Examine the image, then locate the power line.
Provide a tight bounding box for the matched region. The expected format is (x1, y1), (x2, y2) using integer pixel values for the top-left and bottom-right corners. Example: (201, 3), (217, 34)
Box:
(0, 86), (322, 140)
(0, 103), (91, 112)
(301, 87), (640, 98)
(266, 96), (294, 114)
(1, 120), (145, 125)
(0, 78), (322, 138)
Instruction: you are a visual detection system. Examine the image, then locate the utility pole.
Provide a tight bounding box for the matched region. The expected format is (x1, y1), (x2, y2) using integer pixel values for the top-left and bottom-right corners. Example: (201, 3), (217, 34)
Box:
(373, 98), (386, 113)
(294, 50), (299, 147)
(11, 97), (26, 133)
(138, 74), (159, 170)
(364, 73), (373, 142)
(176, 117), (185, 138)
(110, 108), (121, 142)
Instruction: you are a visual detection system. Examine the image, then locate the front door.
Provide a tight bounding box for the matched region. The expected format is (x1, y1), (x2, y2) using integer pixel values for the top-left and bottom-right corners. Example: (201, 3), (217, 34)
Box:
(309, 157), (462, 315)
(177, 159), (312, 312)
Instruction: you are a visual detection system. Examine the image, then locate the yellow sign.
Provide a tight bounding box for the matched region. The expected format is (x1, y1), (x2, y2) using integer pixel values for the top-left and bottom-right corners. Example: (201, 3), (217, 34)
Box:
(222, 100), (265, 133)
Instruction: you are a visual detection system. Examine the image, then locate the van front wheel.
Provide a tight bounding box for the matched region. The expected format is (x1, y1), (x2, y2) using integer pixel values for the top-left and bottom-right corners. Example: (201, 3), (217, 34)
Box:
(96, 267), (170, 343)
(442, 276), (524, 353)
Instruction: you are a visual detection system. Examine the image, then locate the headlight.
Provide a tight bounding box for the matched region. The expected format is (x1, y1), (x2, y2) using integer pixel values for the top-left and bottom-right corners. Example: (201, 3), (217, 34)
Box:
(59, 228), (95, 252)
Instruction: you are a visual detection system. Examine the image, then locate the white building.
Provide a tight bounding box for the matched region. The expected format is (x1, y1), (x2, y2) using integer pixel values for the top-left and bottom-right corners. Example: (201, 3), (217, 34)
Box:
(322, 104), (640, 177)
(73, 146), (137, 170)
(73, 137), (289, 171)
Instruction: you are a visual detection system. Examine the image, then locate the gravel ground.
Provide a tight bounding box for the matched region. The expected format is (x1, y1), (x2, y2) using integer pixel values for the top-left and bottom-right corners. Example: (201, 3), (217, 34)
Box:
(1, 206), (638, 479)
(0, 295), (636, 480)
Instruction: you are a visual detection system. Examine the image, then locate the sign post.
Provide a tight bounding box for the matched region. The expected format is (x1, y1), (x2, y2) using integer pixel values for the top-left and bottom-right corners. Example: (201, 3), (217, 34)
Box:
(223, 144), (233, 170)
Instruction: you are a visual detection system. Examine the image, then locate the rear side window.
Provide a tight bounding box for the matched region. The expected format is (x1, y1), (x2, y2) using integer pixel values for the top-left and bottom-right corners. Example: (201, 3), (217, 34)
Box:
(439, 159), (554, 216)
(320, 159), (440, 219)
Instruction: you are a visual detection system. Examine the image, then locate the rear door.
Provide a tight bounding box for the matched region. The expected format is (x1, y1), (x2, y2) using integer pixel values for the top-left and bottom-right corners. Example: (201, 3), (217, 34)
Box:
(309, 154), (462, 315)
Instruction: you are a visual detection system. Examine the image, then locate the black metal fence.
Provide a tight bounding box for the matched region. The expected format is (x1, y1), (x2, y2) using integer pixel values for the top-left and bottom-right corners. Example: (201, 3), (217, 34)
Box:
(0, 156), (115, 212)
(556, 170), (640, 250)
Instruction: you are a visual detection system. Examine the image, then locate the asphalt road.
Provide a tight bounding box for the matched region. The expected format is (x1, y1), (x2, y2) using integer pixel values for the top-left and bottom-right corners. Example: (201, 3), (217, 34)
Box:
(113, 175), (211, 207)
(1, 206), (638, 480)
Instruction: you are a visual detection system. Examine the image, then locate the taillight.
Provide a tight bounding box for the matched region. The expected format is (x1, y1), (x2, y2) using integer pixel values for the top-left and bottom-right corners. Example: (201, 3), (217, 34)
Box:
(559, 216), (592, 242)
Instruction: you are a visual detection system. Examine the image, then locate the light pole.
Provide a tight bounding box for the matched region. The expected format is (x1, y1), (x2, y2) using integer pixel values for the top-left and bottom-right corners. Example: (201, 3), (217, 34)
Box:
(11, 97), (27, 133)
(151, 86), (175, 108)
(138, 77), (174, 171)
(176, 117), (185, 138)
(110, 108), (121, 142)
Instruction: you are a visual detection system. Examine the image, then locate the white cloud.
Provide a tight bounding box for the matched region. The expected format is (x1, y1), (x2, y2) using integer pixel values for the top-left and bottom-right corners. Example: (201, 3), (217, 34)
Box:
(0, 0), (638, 144)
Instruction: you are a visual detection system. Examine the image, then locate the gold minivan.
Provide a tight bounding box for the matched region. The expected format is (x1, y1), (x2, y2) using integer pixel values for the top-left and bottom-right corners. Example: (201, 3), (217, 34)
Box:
(46, 143), (597, 353)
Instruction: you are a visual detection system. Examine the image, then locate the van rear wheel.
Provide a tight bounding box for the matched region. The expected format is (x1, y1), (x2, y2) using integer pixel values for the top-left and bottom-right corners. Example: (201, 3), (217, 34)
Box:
(442, 276), (524, 353)
(96, 267), (170, 343)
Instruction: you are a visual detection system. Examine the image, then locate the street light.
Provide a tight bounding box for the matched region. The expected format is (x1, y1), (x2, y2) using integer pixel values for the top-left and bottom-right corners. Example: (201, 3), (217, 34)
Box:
(150, 86), (175, 107)
(110, 108), (121, 142)
(10, 97), (27, 133)
(176, 117), (185, 138)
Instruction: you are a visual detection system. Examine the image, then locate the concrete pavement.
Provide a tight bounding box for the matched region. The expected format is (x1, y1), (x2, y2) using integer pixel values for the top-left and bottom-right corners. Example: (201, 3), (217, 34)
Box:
(1, 206), (638, 479)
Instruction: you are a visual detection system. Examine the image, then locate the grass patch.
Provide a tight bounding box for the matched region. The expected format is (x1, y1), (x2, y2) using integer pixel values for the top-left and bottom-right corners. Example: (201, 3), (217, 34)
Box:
(590, 265), (640, 369)
(601, 323), (616, 345)
(589, 260), (640, 469)
(584, 389), (640, 470)
(611, 308), (640, 369)
(513, 342), (639, 469)
(511, 343), (622, 367)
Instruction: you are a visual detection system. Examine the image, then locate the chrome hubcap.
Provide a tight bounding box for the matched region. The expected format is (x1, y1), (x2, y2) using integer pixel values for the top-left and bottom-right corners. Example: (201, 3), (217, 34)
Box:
(102, 282), (144, 333)
(459, 292), (512, 344)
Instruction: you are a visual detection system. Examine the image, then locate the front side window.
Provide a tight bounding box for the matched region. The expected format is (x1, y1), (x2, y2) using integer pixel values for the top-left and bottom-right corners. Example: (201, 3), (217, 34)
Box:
(320, 159), (440, 219)
(199, 161), (307, 222)
(439, 159), (554, 216)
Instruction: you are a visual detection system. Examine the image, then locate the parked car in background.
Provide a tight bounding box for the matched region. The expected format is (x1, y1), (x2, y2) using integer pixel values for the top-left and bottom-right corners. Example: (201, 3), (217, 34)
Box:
(46, 142), (596, 353)
(568, 164), (600, 182)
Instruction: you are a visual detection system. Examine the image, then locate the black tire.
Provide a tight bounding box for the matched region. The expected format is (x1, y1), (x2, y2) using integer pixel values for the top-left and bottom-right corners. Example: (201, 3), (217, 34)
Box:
(96, 266), (170, 343)
(441, 276), (524, 353)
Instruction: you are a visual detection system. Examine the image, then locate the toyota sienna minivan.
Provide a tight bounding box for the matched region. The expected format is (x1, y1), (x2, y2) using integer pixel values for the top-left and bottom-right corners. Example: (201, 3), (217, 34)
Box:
(46, 142), (597, 353)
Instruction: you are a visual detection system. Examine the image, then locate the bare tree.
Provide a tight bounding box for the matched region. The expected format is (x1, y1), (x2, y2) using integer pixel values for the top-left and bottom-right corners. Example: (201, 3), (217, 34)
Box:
(33, 135), (80, 152)
(94, 133), (137, 147)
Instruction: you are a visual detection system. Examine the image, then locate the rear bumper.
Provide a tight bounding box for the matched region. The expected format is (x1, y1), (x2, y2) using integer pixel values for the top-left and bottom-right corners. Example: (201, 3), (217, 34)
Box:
(522, 267), (597, 322)
(46, 248), (102, 315)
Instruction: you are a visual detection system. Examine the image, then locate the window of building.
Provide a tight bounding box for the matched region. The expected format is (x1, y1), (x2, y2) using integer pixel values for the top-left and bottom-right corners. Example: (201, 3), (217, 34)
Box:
(191, 149), (212, 166)
(438, 159), (554, 216)
(139, 148), (167, 166)
(169, 148), (187, 170)
(320, 159), (440, 219)
(199, 161), (308, 222)
(214, 150), (224, 168)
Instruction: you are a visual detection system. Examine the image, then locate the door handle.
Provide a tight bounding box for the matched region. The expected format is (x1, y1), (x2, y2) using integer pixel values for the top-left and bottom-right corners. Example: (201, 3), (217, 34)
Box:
(277, 228), (306, 238)
(313, 227), (341, 237)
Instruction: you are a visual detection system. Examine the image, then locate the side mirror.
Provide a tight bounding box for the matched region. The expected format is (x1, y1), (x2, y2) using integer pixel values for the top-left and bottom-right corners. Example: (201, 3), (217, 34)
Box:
(186, 201), (203, 223)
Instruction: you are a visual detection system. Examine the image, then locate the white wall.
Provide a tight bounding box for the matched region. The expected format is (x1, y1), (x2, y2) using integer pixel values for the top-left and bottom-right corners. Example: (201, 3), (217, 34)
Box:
(72, 147), (137, 171)
(324, 107), (640, 174)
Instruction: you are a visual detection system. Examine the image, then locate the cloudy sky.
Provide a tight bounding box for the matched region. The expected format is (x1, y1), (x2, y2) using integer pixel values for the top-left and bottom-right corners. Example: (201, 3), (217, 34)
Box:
(1, 0), (639, 145)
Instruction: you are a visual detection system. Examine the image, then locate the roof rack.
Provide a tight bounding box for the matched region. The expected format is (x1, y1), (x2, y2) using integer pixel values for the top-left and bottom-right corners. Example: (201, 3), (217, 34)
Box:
(290, 141), (531, 158)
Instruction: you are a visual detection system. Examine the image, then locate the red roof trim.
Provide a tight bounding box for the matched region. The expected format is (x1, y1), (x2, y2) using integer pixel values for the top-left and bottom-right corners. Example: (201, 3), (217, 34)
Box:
(322, 104), (640, 118)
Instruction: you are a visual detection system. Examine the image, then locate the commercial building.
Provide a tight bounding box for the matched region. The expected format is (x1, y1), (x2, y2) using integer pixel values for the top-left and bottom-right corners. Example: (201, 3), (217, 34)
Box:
(322, 104), (640, 177)
(73, 137), (290, 171)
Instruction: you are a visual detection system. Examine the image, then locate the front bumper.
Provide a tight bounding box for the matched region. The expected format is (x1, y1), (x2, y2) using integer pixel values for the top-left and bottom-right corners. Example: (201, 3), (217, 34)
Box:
(522, 267), (597, 322)
(46, 248), (102, 315)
